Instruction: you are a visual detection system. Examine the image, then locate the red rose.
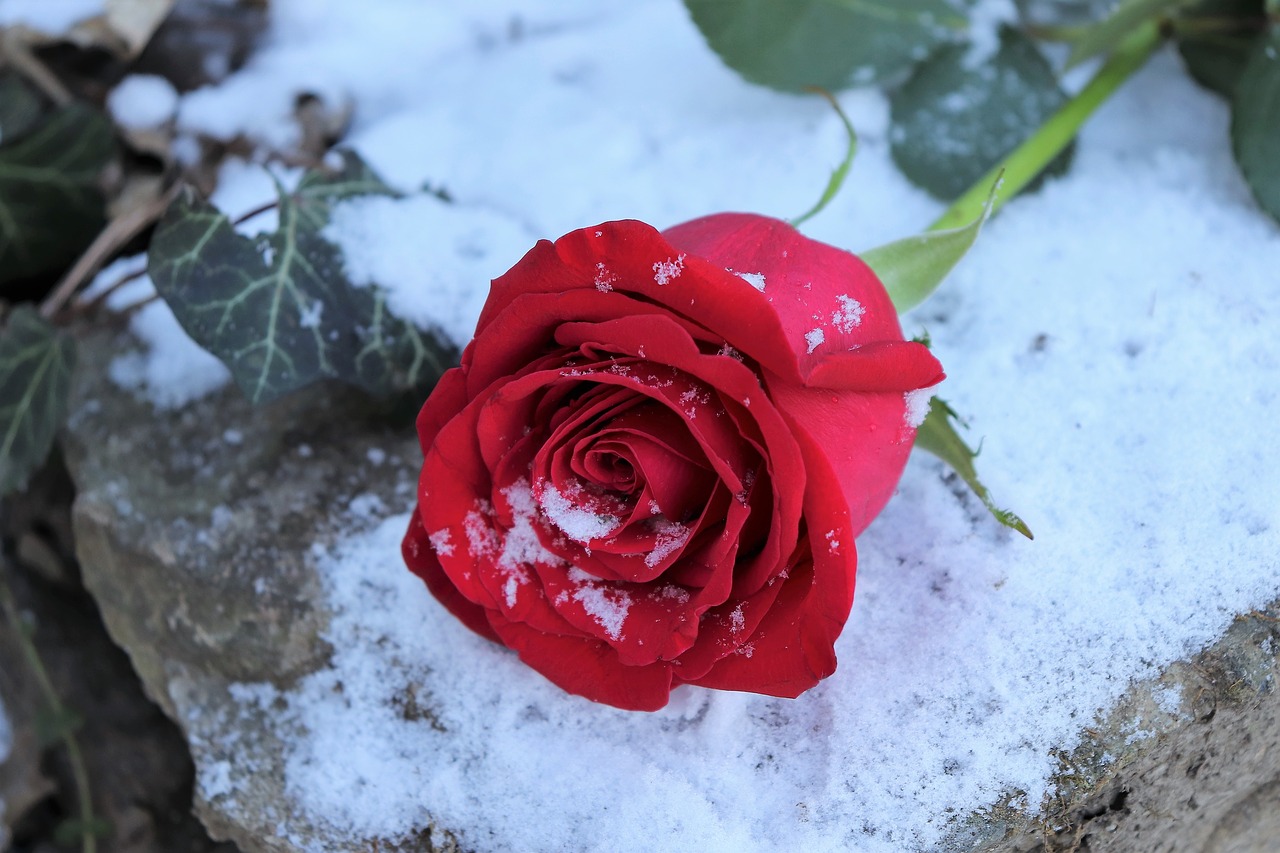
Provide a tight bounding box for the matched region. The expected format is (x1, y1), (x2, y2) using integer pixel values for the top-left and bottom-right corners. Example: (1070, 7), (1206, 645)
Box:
(402, 214), (943, 711)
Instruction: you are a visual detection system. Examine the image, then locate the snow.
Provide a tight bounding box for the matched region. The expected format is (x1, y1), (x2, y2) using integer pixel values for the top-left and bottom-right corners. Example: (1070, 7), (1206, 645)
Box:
(735, 270), (767, 291)
(0, 0), (102, 34)
(107, 74), (179, 128)
(89, 0), (1280, 850)
(537, 483), (621, 544)
(84, 257), (232, 410)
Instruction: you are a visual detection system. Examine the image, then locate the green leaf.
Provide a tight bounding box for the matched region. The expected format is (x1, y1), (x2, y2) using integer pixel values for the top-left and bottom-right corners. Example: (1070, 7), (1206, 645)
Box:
(1066, 0), (1194, 67)
(0, 100), (114, 285)
(682, 0), (966, 92)
(1232, 29), (1280, 223)
(1175, 0), (1266, 98)
(915, 397), (1033, 538)
(890, 27), (1070, 200)
(0, 305), (77, 496)
(861, 174), (998, 312)
(147, 150), (455, 404)
(0, 72), (46, 143)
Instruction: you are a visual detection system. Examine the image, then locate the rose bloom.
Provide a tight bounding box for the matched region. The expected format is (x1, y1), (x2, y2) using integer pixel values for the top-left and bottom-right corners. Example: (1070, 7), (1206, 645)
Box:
(402, 214), (943, 711)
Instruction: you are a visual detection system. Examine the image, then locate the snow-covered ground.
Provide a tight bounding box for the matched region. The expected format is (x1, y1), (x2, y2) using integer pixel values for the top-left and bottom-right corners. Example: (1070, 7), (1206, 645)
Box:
(17, 0), (1280, 850)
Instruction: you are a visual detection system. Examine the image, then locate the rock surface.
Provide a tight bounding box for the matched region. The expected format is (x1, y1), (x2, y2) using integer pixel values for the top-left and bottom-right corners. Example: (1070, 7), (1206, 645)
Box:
(60, 325), (1279, 852)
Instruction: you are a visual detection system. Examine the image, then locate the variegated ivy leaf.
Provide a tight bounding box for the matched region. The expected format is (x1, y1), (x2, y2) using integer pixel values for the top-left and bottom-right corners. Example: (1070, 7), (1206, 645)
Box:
(0, 306), (76, 496)
(147, 150), (454, 404)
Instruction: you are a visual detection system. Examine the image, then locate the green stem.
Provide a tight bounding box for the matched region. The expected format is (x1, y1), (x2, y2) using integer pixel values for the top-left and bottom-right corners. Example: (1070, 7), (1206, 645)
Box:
(0, 564), (98, 853)
(929, 21), (1164, 232)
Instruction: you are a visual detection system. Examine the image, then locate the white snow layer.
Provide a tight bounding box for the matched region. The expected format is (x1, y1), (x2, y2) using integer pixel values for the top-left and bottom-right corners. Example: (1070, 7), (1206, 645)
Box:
(0, 0), (103, 35)
(120, 0), (1280, 850)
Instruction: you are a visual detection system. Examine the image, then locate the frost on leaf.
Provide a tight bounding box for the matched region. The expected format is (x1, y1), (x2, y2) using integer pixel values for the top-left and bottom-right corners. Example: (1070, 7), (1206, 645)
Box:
(148, 150), (455, 404)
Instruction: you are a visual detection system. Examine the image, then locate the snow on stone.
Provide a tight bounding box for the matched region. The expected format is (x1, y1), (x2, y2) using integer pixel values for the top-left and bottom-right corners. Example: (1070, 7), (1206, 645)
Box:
(804, 328), (825, 354)
(84, 257), (232, 410)
(538, 482), (621, 544)
(107, 74), (179, 128)
(904, 387), (935, 429)
(117, 0), (1280, 850)
(831, 294), (865, 332)
(652, 254), (686, 285)
(735, 271), (766, 291)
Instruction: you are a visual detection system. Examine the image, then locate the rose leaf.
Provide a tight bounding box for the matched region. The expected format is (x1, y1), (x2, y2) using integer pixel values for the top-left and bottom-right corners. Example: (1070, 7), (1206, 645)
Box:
(147, 150), (455, 404)
(889, 27), (1071, 201)
(1231, 28), (1280, 223)
(861, 174), (997, 313)
(681, 0), (966, 92)
(1175, 0), (1266, 99)
(0, 86), (115, 286)
(914, 396), (1033, 539)
(0, 305), (77, 497)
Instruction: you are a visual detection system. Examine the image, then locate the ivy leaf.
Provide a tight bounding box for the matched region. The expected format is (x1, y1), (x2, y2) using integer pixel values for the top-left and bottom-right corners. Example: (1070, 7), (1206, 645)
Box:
(1231, 29), (1280, 223)
(0, 306), (77, 496)
(682, 0), (966, 92)
(0, 99), (115, 285)
(915, 397), (1033, 539)
(147, 150), (455, 404)
(1176, 0), (1266, 98)
(53, 817), (113, 846)
(890, 27), (1070, 200)
(0, 72), (46, 142)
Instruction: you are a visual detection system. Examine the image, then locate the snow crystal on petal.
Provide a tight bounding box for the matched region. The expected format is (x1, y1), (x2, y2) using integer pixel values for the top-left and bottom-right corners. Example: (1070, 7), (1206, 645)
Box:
(735, 271), (766, 291)
(428, 528), (455, 557)
(904, 388), (934, 429)
(538, 482), (621, 543)
(832, 295), (865, 332)
(653, 254), (686, 285)
(645, 520), (691, 568)
(805, 328), (825, 354)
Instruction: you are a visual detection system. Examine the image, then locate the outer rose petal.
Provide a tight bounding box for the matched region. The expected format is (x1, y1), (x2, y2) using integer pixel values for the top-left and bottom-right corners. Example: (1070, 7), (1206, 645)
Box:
(403, 512), (500, 643)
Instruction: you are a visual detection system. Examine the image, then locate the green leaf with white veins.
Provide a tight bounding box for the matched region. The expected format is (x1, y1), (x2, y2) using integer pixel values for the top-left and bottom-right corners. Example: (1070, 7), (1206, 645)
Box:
(915, 397), (1033, 538)
(0, 306), (76, 496)
(683, 0), (966, 92)
(148, 150), (455, 404)
(0, 99), (114, 285)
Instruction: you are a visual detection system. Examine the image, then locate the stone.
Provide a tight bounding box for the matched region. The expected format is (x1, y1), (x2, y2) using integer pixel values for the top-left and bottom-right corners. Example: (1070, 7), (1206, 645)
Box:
(60, 324), (1280, 852)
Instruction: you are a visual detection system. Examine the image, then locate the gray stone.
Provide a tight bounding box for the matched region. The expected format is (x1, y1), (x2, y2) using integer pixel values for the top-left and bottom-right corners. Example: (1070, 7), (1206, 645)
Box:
(62, 326), (452, 852)
(61, 324), (1280, 853)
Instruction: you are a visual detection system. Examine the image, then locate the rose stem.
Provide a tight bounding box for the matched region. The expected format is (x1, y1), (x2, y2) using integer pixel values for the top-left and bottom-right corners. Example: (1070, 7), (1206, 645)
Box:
(929, 20), (1163, 232)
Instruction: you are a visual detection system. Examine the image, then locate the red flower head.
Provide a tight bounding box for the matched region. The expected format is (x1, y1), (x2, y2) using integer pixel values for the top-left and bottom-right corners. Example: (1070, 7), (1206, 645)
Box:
(403, 214), (943, 710)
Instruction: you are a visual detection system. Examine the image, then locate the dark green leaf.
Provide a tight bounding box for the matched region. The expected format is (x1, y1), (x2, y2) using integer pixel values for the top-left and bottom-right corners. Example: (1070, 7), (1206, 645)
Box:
(682, 0), (966, 92)
(147, 151), (455, 404)
(914, 397), (1033, 538)
(53, 817), (112, 845)
(1066, 0), (1194, 67)
(35, 706), (84, 748)
(0, 101), (114, 285)
(890, 28), (1070, 200)
(1175, 0), (1266, 98)
(0, 305), (76, 496)
(1232, 29), (1280, 223)
(0, 72), (46, 142)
